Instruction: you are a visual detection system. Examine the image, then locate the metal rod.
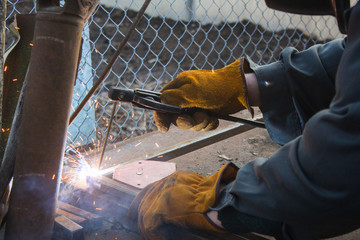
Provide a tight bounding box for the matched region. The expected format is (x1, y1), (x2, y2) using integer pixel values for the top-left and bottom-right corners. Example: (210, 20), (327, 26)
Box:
(146, 118), (260, 161)
(69, 0), (152, 125)
(97, 102), (117, 169)
(217, 115), (265, 128)
(100, 115), (264, 174)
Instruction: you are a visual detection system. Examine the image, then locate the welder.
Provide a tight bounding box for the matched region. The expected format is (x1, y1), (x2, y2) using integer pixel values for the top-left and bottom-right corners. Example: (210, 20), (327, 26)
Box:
(130, 0), (360, 239)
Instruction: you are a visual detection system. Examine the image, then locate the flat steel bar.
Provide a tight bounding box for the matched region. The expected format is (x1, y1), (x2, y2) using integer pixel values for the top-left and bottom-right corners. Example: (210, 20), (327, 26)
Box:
(56, 208), (87, 225)
(99, 116), (263, 174)
(146, 117), (262, 161)
(57, 201), (103, 230)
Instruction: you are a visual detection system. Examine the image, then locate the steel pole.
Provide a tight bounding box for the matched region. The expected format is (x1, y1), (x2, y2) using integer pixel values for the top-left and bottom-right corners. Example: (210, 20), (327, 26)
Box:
(5, 0), (98, 238)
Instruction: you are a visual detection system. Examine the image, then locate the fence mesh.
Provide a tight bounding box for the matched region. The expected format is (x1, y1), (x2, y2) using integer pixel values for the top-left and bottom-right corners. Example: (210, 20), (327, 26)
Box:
(5, 0), (342, 149)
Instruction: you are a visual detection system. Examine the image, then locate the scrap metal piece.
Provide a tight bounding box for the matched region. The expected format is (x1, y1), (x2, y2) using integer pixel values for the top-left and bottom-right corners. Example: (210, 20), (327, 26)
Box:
(57, 201), (102, 230)
(112, 160), (176, 189)
(87, 174), (139, 208)
(56, 208), (87, 225)
(53, 215), (84, 240)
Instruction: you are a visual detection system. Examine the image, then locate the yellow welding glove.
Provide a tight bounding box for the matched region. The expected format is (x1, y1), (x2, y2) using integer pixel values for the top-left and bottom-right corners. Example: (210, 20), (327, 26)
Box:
(154, 57), (253, 132)
(129, 163), (239, 240)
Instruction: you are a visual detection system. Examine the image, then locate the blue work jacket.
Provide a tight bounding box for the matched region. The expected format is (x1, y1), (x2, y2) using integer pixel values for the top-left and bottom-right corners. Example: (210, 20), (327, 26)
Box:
(215, 2), (360, 240)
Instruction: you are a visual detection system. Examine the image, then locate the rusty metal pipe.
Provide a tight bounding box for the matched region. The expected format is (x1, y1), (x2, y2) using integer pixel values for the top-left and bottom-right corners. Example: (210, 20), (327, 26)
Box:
(4, 7), (95, 240)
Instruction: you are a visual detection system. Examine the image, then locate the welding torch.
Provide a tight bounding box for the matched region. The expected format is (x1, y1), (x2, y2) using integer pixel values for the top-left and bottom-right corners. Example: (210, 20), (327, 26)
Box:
(108, 87), (266, 129)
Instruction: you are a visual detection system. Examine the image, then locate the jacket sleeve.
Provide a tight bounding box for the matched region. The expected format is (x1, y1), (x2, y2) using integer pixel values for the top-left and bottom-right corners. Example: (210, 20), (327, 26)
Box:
(251, 38), (345, 145)
(215, 3), (360, 240)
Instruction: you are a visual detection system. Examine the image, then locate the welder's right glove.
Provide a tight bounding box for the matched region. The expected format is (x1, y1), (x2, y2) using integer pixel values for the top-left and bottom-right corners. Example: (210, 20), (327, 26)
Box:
(128, 163), (239, 240)
(154, 57), (254, 132)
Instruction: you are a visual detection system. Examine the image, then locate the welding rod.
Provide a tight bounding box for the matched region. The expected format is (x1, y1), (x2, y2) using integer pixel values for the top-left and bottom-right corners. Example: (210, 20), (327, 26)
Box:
(97, 102), (117, 169)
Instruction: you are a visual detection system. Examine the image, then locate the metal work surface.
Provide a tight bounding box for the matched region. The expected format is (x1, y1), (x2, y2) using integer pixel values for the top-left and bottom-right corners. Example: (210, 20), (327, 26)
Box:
(113, 160), (176, 189)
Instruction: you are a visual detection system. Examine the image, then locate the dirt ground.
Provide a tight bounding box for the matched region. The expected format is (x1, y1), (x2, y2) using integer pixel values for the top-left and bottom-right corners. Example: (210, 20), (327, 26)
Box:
(172, 127), (280, 175)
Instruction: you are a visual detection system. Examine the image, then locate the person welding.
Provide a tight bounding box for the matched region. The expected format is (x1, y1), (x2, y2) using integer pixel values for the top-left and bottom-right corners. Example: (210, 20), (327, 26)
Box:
(130, 0), (360, 239)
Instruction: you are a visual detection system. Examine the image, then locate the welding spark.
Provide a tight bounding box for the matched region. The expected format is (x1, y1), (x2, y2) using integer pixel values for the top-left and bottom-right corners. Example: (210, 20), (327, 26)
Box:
(29, 43), (34, 47)
(4, 66), (7, 72)
(62, 148), (106, 187)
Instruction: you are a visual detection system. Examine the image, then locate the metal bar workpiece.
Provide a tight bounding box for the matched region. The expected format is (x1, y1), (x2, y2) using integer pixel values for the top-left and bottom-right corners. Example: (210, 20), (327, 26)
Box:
(101, 115), (263, 174)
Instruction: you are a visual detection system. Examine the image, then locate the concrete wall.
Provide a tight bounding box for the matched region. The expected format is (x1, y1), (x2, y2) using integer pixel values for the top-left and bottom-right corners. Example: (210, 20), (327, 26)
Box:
(100, 0), (342, 40)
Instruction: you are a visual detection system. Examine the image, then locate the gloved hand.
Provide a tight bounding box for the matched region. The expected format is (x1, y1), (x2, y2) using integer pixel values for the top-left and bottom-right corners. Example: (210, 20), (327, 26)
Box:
(154, 57), (254, 132)
(128, 163), (239, 240)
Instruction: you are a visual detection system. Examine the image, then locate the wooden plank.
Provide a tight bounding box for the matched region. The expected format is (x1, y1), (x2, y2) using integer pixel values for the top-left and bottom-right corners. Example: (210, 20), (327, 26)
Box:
(53, 215), (84, 240)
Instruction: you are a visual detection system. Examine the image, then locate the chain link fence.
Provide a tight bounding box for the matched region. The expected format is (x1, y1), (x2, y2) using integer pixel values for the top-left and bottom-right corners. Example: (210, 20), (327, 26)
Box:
(5, 0), (342, 149)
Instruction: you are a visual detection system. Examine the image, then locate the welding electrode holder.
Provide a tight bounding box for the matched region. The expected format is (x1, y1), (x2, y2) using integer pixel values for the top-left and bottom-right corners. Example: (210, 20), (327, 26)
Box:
(108, 87), (266, 128)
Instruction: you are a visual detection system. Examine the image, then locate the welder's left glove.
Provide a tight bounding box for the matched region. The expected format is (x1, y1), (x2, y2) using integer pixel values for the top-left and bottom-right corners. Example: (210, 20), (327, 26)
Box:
(128, 163), (239, 240)
(154, 57), (254, 132)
